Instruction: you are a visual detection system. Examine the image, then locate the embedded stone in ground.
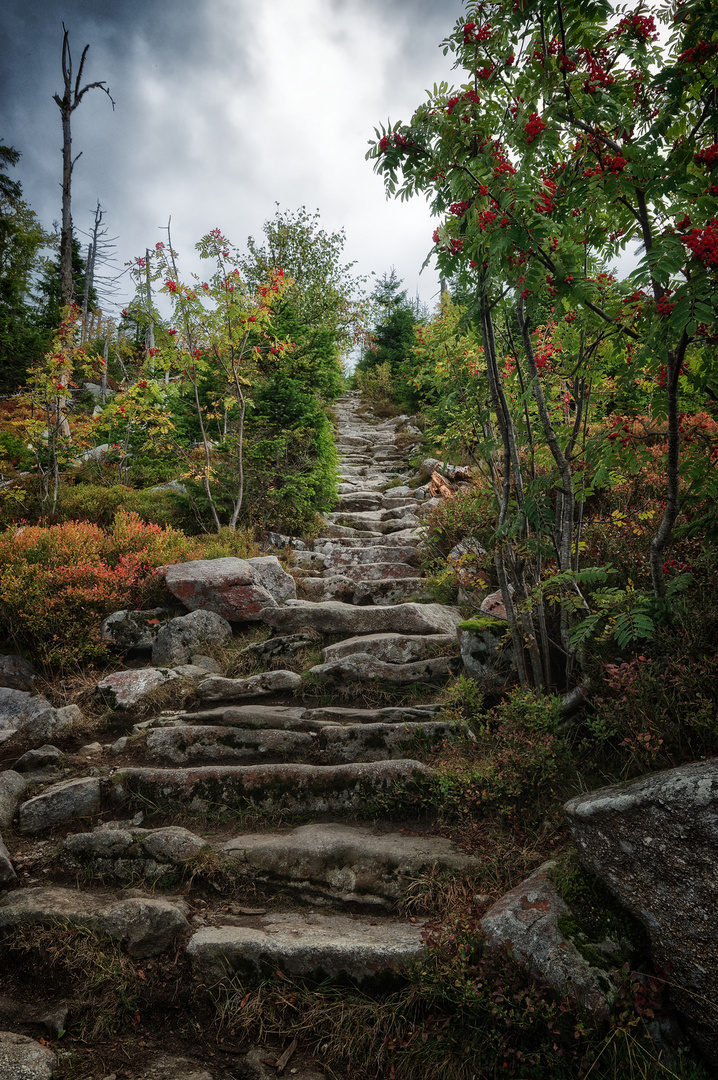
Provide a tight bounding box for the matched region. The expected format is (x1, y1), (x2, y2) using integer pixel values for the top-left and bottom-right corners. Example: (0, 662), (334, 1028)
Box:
(187, 910), (425, 984)
(223, 822), (479, 905)
(145, 724), (315, 764)
(0, 886), (189, 957)
(196, 669), (302, 701)
(96, 667), (179, 709)
(259, 599), (461, 637)
(0, 771), (27, 829)
(481, 860), (612, 1019)
(0, 1031), (55, 1080)
(111, 760), (433, 817)
(18, 776), (101, 833)
(308, 653), (453, 686)
(151, 609), (232, 667)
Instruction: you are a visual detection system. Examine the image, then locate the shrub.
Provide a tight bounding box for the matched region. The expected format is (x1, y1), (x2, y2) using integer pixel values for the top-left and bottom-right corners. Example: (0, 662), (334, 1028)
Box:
(0, 513), (203, 669)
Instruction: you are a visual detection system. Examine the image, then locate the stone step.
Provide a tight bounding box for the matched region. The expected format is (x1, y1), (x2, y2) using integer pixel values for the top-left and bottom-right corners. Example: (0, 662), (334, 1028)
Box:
(187, 910), (425, 986)
(331, 562), (419, 584)
(308, 654), (454, 686)
(111, 760), (433, 817)
(258, 599), (461, 636)
(322, 545), (420, 568)
(143, 719), (455, 765)
(334, 493), (384, 512)
(321, 632), (457, 664)
(352, 577), (429, 605)
(221, 822), (478, 906)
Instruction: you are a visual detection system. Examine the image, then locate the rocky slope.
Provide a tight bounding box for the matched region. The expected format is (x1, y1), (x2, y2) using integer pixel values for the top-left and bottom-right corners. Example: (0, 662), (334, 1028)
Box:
(0, 391), (473, 1079)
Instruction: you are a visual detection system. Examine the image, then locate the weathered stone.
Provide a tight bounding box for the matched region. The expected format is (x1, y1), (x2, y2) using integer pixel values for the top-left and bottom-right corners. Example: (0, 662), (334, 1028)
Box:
(223, 822), (478, 906)
(259, 600), (461, 637)
(481, 861), (613, 1019)
(63, 825), (210, 874)
(480, 585), (512, 620)
(135, 1054), (213, 1080)
(0, 654), (36, 691)
(317, 721), (461, 763)
(11, 745), (64, 773)
(18, 776), (101, 833)
(322, 632), (456, 665)
(322, 545), (419, 570)
(352, 577), (429, 605)
(22, 703), (82, 746)
(447, 538), (486, 563)
(163, 558), (277, 621)
(0, 771), (27, 829)
(187, 911), (425, 984)
(112, 760), (433, 817)
(0, 886), (189, 957)
(242, 1045), (325, 1080)
(151, 609), (232, 667)
(0, 834), (16, 885)
(0, 1031), (55, 1080)
(247, 556), (297, 604)
(564, 760), (718, 1050)
(457, 620), (513, 684)
(96, 667), (179, 709)
(100, 608), (175, 652)
(305, 704), (441, 725)
(0, 688), (55, 745)
(299, 575), (355, 603)
(238, 633), (316, 663)
(308, 653), (453, 686)
(146, 725), (314, 764)
(196, 670), (302, 701)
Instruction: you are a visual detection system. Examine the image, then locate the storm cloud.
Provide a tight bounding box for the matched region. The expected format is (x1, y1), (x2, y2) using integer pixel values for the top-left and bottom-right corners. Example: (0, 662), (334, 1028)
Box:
(2, 0), (467, 313)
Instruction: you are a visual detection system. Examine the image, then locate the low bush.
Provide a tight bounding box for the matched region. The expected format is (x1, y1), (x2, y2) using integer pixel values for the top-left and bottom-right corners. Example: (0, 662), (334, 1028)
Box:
(0, 513), (204, 669)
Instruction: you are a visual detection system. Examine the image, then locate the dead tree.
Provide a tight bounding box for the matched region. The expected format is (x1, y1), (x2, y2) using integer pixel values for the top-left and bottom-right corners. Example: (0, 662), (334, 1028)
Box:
(53, 24), (114, 309)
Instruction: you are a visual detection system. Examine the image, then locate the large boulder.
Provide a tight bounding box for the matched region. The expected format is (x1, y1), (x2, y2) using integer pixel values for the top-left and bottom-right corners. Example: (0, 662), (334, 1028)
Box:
(564, 759), (718, 1053)
(258, 600), (461, 637)
(163, 558), (277, 621)
(151, 609), (232, 667)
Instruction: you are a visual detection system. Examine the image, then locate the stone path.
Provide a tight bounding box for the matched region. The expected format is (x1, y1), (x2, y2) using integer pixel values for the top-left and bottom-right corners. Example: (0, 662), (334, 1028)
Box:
(0, 391), (471, 1078)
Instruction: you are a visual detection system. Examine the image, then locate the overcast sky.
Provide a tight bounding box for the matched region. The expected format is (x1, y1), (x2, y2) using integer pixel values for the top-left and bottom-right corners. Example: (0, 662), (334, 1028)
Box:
(2, 0), (467, 319)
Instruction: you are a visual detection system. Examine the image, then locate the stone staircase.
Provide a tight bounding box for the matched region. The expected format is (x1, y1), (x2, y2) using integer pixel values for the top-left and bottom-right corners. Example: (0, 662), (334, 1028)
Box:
(0, 391), (472, 1078)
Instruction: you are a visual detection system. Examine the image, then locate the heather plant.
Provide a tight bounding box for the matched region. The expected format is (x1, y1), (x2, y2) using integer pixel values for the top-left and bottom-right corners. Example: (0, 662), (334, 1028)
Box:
(0, 512), (202, 668)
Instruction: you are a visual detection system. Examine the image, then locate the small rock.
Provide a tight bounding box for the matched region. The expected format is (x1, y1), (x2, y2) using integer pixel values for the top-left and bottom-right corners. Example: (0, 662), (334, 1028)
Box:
(77, 742), (103, 756)
(109, 736), (128, 754)
(479, 585), (513, 620)
(12, 746), (64, 773)
(0, 834), (16, 885)
(100, 608), (175, 652)
(39, 1003), (69, 1038)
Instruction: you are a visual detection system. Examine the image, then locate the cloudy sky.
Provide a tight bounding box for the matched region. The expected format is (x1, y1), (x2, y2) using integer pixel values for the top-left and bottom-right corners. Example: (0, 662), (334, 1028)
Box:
(3, 0), (467, 318)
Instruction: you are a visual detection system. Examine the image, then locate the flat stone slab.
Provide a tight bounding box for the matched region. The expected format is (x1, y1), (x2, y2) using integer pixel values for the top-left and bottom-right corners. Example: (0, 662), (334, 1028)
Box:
(322, 633), (456, 665)
(223, 822), (478, 905)
(305, 704), (441, 724)
(187, 910), (425, 984)
(146, 725), (315, 764)
(196, 670), (302, 701)
(322, 546), (419, 569)
(112, 760), (433, 816)
(164, 704), (337, 733)
(0, 886), (189, 957)
(258, 600), (461, 637)
(317, 721), (463, 763)
(18, 777), (101, 833)
(308, 654), (453, 686)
